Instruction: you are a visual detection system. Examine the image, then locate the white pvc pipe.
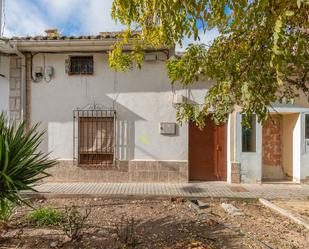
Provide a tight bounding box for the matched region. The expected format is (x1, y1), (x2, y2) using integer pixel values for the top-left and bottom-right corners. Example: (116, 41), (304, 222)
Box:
(13, 45), (26, 122)
(0, 0), (2, 37)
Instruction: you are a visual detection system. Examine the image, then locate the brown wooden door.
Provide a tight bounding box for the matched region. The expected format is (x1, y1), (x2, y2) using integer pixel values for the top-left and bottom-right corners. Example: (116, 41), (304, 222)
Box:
(189, 117), (227, 181)
(214, 123), (227, 181)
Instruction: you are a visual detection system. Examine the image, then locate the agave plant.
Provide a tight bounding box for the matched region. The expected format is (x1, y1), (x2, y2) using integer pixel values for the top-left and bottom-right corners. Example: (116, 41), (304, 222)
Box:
(0, 112), (56, 209)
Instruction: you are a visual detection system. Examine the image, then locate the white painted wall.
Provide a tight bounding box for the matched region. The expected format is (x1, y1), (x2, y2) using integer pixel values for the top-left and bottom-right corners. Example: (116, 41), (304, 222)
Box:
(235, 113), (262, 183)
(227, 114), (232, 183)
(0, 56), (10, 115)
(293, 114), (301, 182)
(234, 110), (309, 183)
(300, 113), (309, 181)
(29, 52), (309, 181)
(30, 53), (208, 161)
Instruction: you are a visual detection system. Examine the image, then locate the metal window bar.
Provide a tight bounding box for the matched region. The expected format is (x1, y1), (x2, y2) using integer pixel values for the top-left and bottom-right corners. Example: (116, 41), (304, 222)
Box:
(73, 108), (116, 167)
(69, 56), (93, 75)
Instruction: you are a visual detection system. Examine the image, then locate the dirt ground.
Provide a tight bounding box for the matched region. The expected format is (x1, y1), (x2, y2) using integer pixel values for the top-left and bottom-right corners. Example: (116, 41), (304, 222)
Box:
(0, 198), (308, 249)
(272, 199), (309, 220)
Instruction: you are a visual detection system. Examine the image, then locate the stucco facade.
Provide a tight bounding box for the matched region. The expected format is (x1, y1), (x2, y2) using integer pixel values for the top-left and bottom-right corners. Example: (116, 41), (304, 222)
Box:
(30, 53), (191, 161)
(1, 33), (309, 184)
(233, 109), (309, 183)
(29, 52), (198, 182)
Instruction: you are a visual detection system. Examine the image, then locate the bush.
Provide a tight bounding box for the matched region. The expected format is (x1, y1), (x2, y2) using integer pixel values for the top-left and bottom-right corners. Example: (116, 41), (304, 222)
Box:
(61, 206), (91, 242)
(27, 207), (64, 226)
(0, 112), (56, 211)
(0, 200), (13, 235)
(115, 216), (139, 248)
(0, 200), (13, 223)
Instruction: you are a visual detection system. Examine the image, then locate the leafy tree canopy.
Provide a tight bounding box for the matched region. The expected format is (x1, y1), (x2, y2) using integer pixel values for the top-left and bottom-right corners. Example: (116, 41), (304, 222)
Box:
(109, 0), (309, 126)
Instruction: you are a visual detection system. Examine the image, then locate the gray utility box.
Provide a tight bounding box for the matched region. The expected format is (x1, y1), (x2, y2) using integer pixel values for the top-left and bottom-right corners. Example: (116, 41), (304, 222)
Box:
(160, 122), (176, 135)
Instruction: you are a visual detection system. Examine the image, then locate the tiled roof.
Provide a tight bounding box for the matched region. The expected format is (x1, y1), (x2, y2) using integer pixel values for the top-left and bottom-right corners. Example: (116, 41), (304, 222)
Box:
(9, 32), (139, 41)
(3, 31), (170, 52)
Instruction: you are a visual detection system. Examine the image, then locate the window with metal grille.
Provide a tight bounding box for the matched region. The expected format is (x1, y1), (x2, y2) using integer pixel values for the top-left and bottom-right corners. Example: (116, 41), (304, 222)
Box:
(242, 115), (256, 152)
(305, 114), (309, 139)
(68, 56), (93, 75)
(73, 109), (115, 167)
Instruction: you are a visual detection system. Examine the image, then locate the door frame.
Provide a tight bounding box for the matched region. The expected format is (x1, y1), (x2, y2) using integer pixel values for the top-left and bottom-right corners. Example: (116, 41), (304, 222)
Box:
(188, 115), (229, 182)
(235, 113), (262, 183)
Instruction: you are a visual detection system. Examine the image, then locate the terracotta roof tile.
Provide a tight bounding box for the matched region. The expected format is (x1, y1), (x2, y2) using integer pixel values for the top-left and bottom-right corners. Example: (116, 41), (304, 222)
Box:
(9, 32), (140, 41)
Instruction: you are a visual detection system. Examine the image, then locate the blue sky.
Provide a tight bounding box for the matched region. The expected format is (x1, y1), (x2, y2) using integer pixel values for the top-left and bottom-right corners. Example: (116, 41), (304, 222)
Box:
(2, 0), (218, 51)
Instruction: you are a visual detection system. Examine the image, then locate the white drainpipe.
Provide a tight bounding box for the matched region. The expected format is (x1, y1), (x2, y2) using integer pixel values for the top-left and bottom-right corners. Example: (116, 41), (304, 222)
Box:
(13, 46), (26, 122)
(0, 0), (2, 37)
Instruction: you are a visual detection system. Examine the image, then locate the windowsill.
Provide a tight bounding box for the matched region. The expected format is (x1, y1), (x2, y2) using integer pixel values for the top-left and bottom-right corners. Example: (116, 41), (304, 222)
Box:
(68, 73), (94, 76)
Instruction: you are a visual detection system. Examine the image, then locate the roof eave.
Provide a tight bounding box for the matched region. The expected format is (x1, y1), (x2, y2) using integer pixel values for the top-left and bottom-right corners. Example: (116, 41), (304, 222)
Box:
(8, 39), (169, 53)
(9, 39), (118, 52)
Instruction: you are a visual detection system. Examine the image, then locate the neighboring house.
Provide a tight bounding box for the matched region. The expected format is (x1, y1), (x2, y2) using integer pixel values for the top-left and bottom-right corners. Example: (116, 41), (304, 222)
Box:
(0, 30), (308, 184)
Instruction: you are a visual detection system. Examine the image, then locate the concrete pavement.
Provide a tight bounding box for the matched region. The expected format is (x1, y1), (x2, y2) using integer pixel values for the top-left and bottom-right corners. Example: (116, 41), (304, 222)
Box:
(28, 182), (309, 199)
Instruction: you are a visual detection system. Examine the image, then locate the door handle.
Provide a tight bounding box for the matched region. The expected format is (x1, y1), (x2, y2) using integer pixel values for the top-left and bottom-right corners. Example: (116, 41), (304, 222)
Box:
(217, 145), (221, 151)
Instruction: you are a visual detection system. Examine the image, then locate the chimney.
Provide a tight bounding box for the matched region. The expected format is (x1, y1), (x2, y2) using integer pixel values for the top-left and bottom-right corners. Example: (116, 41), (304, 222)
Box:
(45, 29), (60, 38)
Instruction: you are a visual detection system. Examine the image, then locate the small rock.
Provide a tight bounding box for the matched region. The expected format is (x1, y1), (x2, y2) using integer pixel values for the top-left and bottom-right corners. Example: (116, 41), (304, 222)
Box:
(170, 196), (185, 203)
(97, 230), (108, 236)
(50, 241), (58, 248)
(111, 233), (118, 239)
(207, 218), (218, 226)
(221, 203), (244, 216)
(189, 200), (210, 210)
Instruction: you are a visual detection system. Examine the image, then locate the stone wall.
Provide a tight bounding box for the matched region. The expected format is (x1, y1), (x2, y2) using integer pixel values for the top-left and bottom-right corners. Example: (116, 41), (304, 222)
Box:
(262, 115), (281, 166)
(9, 57), (22, 123)
(262, 114), (285, 180)
(231, 162), (241, 183)
(44, 160), (188, 183)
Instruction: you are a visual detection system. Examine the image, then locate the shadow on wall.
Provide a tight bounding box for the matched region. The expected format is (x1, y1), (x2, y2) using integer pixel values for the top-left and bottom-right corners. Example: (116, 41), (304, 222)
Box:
(37, 95), (145, 160)
(135, 144), (160, 160)
(114, 99), (145, 160)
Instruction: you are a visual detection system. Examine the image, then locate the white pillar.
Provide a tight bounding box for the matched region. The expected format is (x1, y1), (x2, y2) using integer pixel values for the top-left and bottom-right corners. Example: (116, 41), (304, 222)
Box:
(235, 113), (262, 183)
(0, 0), (3, 37)
(227, 114), (232, 183)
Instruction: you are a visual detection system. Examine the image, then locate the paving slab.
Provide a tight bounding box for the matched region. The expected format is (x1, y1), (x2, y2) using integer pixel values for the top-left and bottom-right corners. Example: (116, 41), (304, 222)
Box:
(24, 182), (309, 199)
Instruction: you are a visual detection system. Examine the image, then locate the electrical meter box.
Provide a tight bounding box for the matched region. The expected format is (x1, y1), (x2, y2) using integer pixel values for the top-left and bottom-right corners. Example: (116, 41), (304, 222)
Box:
(34, 66), (43, 78)
(173, 93), (185, 104)
(160, 122), (176, 135)
(45, 66), (54, 77)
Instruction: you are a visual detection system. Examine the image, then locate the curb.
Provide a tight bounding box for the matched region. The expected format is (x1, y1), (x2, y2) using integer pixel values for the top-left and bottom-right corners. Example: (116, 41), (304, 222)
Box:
(259, 198), (309, 230)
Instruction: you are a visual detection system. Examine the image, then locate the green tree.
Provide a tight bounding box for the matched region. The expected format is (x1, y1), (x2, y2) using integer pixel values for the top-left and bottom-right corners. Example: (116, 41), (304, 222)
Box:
(0, 113), (56, 210)
(109, 0), (309, 126)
